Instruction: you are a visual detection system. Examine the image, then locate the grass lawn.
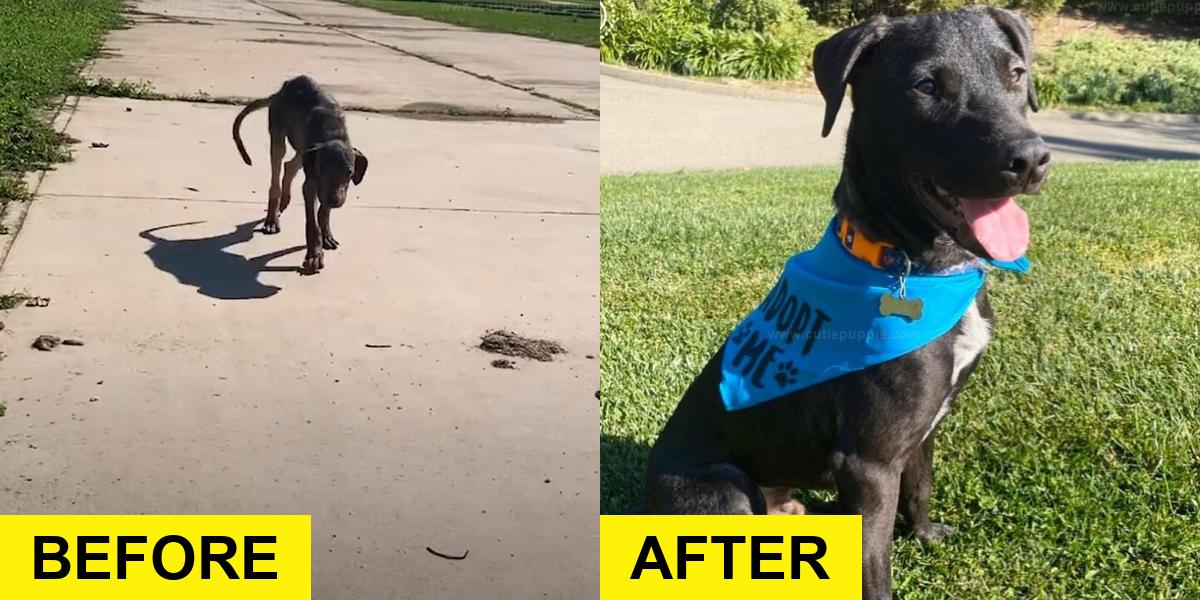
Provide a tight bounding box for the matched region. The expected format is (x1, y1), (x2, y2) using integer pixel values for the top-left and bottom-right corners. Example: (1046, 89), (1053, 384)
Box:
(601, 161), (1200, 598)
(0, 0), (124, 205)
(338, 0), (598, 46)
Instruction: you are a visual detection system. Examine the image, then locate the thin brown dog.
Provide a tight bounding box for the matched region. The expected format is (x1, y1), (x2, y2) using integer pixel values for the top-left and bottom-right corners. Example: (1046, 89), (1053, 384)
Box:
(232, 75), (368, 273)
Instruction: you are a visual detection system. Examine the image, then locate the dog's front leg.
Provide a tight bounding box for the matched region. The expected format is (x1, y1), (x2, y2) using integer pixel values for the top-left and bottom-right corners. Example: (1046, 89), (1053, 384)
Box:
(301, 179), (324, 273)
(834, 453), (901, 600)
(900, 434), (953, 545)
(318, 204), (338, 250)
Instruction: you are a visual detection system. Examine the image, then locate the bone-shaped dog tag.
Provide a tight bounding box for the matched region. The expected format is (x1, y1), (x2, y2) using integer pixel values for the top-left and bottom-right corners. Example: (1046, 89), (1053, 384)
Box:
(880, 294), (923, 321)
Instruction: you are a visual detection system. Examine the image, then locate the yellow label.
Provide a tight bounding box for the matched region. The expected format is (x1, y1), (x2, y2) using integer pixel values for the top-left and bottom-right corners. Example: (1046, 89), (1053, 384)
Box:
(601, 515), (861, 599)
(0, 515), (311, 599)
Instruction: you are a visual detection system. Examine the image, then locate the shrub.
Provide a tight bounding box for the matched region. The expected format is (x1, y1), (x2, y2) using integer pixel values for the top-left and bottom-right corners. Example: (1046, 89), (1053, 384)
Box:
(1033, 72), (1066, 108)
(679, 27), (742, 76)
(710, 0), (808, 33)
(1036, 36), (1200, 113)
(600, 0), (639, 63)
(728, 31), (801, 79)
(1021, 0), (1066, 15)
(624, 19), (688, 72)
(601, 0), (825, 80)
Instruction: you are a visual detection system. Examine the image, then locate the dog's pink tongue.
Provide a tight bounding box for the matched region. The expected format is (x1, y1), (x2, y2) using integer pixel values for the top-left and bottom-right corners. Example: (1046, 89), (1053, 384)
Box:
(961, 197), (1029, 261)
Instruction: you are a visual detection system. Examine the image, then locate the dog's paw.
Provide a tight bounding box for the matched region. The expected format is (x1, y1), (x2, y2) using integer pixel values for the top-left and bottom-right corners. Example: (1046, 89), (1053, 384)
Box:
(302, 250), (324, 274)
(767, 499), (807, 515)
(261, 220), (281, 235)
(914, 522), (954, 546)
(279, 194), (291, 212)
(321, 235), (339, 250)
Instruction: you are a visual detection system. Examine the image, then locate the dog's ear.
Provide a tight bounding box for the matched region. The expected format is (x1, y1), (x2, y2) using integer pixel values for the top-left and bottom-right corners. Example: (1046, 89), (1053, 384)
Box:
(812, 15), (889, 138)
(352, 148), (368, 185)
(985, 7), (1039, 112)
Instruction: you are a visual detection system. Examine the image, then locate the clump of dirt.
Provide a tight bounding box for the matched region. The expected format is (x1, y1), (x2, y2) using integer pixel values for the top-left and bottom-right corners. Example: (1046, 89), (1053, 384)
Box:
(32, 335), (61, 351)
(491, 359), (516, 370)
(479, 330), (565, 362)
(0, 403), (6, 418)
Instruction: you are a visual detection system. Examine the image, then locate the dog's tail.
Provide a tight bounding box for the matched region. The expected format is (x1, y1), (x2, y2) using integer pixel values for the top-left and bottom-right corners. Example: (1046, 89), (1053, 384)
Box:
(232, 95), (273, 166)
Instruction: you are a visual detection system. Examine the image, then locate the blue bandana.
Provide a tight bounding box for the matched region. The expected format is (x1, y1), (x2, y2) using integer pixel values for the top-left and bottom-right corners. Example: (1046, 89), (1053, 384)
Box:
(719, 217), (1028, 411)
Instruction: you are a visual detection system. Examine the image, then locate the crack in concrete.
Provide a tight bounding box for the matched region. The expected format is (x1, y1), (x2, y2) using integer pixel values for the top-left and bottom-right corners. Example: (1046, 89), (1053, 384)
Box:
(40, 193), (600, 217)
(79, 88), (590, 123)
(128, 9), (303, 27)
(246, 0), (600, 118)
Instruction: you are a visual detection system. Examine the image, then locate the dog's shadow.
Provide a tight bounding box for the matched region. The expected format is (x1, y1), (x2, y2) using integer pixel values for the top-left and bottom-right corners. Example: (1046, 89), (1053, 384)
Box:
(138, 220), (303, 300)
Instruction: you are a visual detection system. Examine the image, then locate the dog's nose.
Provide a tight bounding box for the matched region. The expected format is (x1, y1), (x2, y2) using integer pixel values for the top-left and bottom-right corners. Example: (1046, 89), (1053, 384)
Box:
(1002, 138), (1051, 189)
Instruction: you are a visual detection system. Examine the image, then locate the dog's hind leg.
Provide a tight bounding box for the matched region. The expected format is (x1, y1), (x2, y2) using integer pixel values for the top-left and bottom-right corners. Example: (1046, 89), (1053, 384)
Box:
(646, 462), (767, 514)
(278, 153), (303, 214)
(899, 435), (953, 545)
(263, 133), (287, 235)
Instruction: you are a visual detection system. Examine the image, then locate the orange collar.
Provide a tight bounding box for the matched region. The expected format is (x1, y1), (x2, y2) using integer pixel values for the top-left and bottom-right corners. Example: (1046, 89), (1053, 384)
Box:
(836, 216), (899, 270)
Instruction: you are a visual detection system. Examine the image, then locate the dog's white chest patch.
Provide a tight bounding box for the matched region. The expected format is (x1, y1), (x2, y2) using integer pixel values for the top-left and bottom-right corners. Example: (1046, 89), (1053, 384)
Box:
(951, 301), (990, 386)
(923, 302), (991, 442)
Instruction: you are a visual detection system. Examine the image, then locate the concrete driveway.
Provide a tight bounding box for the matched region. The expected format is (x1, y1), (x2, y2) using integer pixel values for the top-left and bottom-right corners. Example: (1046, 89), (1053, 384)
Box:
(0, 1), (598, 598)
(601, 67), (1200, 173)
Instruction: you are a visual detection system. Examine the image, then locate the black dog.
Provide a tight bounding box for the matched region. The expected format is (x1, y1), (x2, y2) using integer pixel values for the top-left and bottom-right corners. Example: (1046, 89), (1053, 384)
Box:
(643, 7), (1050, 598)
(232, 75), (368, 273)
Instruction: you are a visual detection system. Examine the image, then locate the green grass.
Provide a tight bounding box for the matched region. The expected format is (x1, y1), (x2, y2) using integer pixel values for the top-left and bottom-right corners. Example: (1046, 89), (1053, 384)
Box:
(0, 0), (124, 206)
(338, 0), (598, 46)
(0, 293), (30, 310)
(601, 161), (1200, 598)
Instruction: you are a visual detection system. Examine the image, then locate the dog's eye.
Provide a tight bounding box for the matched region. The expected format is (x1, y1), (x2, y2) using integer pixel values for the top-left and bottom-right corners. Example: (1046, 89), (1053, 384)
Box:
(914, 79), (937, 95)
(1011, 67), (1026, 84)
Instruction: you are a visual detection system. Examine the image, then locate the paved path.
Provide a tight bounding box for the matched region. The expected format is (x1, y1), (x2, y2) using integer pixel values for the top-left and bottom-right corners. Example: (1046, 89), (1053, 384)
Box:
(0, 2), (597, 598)
(602, 70), (1200, 174)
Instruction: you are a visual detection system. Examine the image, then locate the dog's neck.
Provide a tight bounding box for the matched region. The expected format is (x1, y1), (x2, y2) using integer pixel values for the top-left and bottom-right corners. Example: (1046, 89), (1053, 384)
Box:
(833, 143), (976, 272)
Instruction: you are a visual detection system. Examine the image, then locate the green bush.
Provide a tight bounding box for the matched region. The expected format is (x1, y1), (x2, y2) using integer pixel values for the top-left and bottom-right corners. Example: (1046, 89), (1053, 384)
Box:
(679, 27), (740, 76)
(1032, 72), (1066, 108)
(601, 0), (827, 80)
(710, 0), (808, 33)
(1036, 36), (1200, 113)
(730, 31), (801, 79)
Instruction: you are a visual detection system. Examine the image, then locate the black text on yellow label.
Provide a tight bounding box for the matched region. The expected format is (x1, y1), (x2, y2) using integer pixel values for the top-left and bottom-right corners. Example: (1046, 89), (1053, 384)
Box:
(0, 515), (310, 599)
(601, 515), (861, 598)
